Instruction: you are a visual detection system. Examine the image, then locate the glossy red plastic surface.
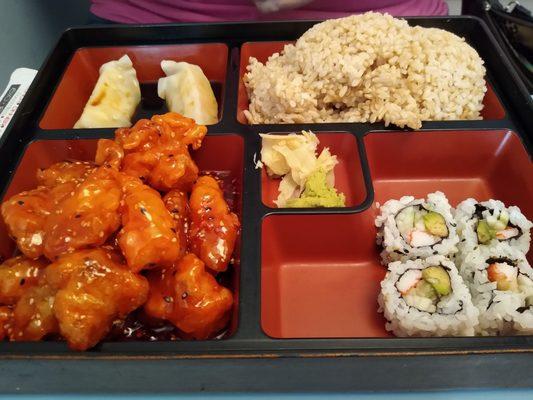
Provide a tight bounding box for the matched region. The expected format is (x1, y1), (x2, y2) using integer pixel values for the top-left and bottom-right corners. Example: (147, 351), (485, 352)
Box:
(0, 135), (243, 336)
(238, 41), (505, 124)
(262, 129), (532, 338)
(40, 44), (228, 129)
(365, 130), (533, 213)
(261, 133), (366, 208)
(261, 213), (388, 338)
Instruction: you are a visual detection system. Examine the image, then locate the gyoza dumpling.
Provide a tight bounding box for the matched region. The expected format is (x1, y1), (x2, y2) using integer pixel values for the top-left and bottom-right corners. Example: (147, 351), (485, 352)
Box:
(74, 55), (141, 129)
(157, 61), (218, 125)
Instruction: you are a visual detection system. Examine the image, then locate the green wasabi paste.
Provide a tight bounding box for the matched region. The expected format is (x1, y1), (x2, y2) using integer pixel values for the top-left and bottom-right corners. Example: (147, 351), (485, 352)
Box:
(286, 168), (346, 208)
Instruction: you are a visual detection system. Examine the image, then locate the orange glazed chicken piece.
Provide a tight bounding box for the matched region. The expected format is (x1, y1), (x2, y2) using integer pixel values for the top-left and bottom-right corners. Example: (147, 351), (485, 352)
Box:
(47, 248), (149, 351)
(144, 267), (176, 321)
(10, 284), (58, 341)
(189, 176), (240, 273)
(1, 187), (52, 259)
(0, 256), (48, 305)
(145, 145), (199, 193)
(1, 182), (75, 259)
(95, 139), (124, 170)
(118, 176), (181, 272)
(144, 254), (233, 339)
(43, 167), (122, 260)
(36, 160), (95, 187)
(151, 113), (207, 150)
(171, 253), (233, 339)
(115, 118), (161, 153)
(163, 189), (190, 258)
(0, 306), (12, 340)
(117, 113), (207, 192)
(116, 112), (206, 151)
(122, 144), (199, 192)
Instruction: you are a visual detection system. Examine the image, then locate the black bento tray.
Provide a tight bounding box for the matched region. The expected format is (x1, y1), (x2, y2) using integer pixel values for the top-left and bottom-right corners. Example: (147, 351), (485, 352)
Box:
(0, 16), (532, 394)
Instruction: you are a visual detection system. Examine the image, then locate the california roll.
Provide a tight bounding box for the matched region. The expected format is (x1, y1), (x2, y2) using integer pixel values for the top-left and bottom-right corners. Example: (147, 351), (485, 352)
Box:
(379, 255), (478, 336)
(460, 242), (533, 335)
(375, 191), (459, 264)
(455, 199), (532, 260)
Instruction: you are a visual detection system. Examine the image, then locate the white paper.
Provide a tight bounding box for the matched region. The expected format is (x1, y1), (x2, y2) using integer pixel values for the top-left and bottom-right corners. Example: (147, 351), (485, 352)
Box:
(0, 68), (38, 137)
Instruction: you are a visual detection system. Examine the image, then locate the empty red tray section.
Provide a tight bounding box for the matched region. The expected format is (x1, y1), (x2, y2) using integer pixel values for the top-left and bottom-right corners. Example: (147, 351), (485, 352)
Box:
(261, 132), (366, 208)
(238, 41), (505, 124)
(261, 213), (389, 338)
(364, 130), (533, 215)
(40, 43), (228, 129)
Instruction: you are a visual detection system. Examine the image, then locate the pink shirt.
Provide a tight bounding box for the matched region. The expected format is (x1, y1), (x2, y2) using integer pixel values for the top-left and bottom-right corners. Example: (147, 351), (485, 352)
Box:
(91, 0), (448, 23)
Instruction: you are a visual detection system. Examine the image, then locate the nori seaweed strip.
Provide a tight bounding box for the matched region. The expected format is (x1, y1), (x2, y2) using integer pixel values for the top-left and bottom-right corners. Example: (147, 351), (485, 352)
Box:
(474, 204), (487, 219)
(486, 257), (517, 266)
(486, 296), (499, 311)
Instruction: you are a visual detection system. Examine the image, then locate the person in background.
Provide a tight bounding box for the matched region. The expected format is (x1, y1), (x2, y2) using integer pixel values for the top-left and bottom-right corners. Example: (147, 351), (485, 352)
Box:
(90, 0), (448, 24)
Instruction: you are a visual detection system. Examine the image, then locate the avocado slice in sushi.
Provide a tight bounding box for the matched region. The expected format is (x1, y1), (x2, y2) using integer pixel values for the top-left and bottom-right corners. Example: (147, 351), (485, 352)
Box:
(423, 212), (448, 238)
(422, 266), (452, 296)
(411, 280), (438, 301)
(476, 220), (494, 244)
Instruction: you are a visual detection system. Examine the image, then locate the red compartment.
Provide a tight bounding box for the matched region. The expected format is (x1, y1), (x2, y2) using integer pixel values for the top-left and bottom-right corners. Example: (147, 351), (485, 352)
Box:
(365, 130), (533, 217)
(261, 132), (366, 208)
(0, 134), (243, 338)
(40, 43), (228, 129)
(262, 129), (532, 339)
(238, 41), (505, 124)
(261, 213), (389, 338)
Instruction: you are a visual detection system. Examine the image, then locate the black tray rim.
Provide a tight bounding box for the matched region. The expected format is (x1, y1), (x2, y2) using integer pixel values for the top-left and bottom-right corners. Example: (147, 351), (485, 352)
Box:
(0, 15), (532, 393)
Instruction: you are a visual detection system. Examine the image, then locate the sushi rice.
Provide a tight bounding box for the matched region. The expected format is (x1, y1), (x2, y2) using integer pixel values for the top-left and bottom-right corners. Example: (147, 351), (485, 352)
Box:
(375, 191), (459, 264)
(379, 255), (479, 337)
(455, 198), (532, 262)
(459, 242), (533, 335)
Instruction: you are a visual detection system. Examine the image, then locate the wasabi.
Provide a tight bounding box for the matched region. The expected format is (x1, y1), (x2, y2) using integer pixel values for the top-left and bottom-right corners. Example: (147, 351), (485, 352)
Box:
(286, 168), (345, 208)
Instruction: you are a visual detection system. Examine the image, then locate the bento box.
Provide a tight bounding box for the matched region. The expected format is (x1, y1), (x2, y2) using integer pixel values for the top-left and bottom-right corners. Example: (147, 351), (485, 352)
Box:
(0, 16), (532, 394)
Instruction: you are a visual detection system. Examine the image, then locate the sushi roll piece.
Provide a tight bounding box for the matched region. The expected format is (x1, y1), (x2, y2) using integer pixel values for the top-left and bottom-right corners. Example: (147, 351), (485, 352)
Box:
(375, 191), (459, 264)
(455, 199), (532, 260)
(514, 286), (533, 335)
(378, 255), (478, 337)
(460, 242), (533, 335)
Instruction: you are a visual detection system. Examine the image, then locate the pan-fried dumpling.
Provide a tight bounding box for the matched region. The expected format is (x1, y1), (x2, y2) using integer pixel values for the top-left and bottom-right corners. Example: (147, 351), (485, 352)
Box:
(157, 61), (218, 125)
(74, 55), (141, 129)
